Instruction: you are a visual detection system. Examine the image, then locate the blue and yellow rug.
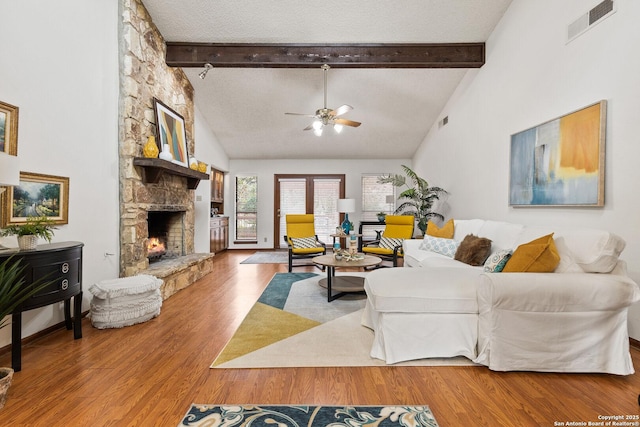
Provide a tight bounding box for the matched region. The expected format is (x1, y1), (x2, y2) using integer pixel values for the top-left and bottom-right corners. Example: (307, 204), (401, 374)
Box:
(179, 404), (439, 427)
(211, 272), (366, 367)
(211, 272), (477, 368)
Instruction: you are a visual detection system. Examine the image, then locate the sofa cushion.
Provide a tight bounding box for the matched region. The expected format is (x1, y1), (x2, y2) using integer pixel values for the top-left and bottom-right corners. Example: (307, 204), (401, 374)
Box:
(477, 220), (525, 254)
(483, 250), (513, 273)
(419, 235), (459, 258)
(455, 234), (492, 266)
(426, 219), (454, 238)
(453, 219), (485, 242)
(364, 267), (480, 313)
(557, 229), (625, 273)
(502, 233), (560, 272)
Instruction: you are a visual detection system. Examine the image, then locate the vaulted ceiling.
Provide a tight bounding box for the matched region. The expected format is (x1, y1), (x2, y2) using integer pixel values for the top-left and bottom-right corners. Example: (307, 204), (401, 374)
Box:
(142, 0), (512, 160)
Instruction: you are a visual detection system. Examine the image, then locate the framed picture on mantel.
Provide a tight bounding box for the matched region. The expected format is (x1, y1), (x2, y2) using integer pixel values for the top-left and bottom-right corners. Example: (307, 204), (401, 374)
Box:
(153, 98), (189, 167)
(509, 100), (606, 207)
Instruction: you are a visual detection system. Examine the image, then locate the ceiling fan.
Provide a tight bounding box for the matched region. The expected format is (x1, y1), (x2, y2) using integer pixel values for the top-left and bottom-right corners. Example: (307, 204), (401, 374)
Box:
(285, 64), (361, 136)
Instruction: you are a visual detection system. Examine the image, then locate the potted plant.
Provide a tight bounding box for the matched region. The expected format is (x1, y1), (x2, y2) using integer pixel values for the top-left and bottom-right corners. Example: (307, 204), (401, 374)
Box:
(376, 212), (387, 223)
(378, 165), (447, 235)
(0, 255), (55, 408)
(0, 216), (56, 251)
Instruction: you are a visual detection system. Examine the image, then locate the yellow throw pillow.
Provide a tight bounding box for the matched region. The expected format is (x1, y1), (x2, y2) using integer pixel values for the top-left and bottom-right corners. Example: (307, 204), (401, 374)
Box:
(426, 219), (454, 238)
(502, 233), (561, 273)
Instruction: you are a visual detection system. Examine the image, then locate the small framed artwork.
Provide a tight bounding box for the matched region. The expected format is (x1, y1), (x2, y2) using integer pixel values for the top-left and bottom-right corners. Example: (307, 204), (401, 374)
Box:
(1, 172), (69, 226)
(509, 100), (606, 207)
(0, 100), (19, 155)
(153, 98), (189, 167)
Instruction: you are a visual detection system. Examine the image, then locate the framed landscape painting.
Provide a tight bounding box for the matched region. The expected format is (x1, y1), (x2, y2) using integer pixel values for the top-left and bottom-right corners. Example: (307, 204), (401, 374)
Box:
(509, 100), (606, 207)
(153, 98), (189, 167)
(1, 172), (69, 226)
(0, 100), (19, 155)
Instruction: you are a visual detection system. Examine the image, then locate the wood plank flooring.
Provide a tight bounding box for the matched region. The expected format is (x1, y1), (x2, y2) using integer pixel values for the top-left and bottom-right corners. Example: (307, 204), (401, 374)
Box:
(0, 249), (639, 426)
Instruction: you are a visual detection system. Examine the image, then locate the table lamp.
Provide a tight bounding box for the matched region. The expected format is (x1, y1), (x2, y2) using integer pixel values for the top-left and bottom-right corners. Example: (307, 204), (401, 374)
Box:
(337, 198), (355, 234)
(0, 152), (19, 195)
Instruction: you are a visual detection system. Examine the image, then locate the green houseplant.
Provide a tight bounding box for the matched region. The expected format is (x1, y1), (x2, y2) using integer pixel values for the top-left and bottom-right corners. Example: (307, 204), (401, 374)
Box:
(0, 216), (56, 250)
(0, 255), (56, 408)
(378, 165), (447, 235)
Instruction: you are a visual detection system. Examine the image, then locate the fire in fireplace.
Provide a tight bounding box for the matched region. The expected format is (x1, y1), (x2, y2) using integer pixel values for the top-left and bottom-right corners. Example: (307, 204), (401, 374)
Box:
(147, 236), (167, 260)
(146, 210), (185, 261)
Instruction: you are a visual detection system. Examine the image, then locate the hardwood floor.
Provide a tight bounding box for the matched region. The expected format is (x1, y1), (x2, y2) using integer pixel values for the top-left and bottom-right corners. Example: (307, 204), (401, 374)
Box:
(1, 249), (639, 426)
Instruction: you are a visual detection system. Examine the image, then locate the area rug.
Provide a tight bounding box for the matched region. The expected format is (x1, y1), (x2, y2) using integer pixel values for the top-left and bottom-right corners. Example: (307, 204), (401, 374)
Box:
(240, 251), (289, 264)
(179, 404), (439, 427)
(211, 273), (478, 368)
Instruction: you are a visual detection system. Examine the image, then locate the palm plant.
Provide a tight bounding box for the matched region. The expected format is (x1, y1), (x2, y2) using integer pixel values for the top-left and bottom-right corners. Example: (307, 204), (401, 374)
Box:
(378, 165), (447, 235)
(0, 255), (54, 330)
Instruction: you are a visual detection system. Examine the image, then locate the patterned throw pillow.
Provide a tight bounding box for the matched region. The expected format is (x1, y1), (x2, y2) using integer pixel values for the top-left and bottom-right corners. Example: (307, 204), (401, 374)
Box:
(291, 237), (319, 248)
(483, 250), (513, 272)
(419, 235), (460, 258)
(379, 236), (404, 250)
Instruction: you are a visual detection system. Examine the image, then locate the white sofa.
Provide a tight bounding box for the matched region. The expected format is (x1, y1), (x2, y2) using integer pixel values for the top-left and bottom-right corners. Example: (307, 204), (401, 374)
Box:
(361, 219), (640, 375)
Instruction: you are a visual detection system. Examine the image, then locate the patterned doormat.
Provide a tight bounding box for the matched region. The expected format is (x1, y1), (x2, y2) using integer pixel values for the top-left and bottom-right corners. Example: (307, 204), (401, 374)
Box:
(179, 404), (439, 427)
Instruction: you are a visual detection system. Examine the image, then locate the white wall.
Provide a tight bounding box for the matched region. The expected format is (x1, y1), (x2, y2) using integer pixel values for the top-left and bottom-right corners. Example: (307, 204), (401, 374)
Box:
(228, 159), (412, 249)
(193, 106), (229, 253)
(0, 1), (120, 345)
(413, 0), (640, 337)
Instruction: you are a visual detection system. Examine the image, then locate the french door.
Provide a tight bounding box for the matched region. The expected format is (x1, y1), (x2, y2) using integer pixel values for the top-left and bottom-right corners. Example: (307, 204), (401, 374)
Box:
(274, 174), (345, 248)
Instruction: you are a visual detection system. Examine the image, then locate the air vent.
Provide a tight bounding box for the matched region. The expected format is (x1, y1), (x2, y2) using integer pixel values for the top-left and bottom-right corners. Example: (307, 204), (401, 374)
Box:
(567, 0), (616, 43)
(438, 116), (449, 128)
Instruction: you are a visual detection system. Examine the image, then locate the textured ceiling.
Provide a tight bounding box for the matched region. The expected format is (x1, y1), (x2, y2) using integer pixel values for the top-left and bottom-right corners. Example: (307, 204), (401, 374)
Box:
(142, 0), (512, 160)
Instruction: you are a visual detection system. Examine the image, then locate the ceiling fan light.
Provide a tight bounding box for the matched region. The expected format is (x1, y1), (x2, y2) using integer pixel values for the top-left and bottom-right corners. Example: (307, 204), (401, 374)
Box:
(333, 124), (343, 133)
(313, 128), (323, 137)
(312, 120), (323, 130)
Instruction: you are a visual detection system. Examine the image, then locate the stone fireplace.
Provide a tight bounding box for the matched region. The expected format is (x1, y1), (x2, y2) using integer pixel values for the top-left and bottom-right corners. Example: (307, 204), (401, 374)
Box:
(118, 0), (214, 299)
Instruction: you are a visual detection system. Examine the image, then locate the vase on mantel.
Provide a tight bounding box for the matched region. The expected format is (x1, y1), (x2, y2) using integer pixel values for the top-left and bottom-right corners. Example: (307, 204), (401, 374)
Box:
(159, 144), (173, 161)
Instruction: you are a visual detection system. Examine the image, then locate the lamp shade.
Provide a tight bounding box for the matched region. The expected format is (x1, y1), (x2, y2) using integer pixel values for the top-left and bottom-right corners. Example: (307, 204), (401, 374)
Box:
(0, 152), (19, 186)
(337, 198), (355, 213)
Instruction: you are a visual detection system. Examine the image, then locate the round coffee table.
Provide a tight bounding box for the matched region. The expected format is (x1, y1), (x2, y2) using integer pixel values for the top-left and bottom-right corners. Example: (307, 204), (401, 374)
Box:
(312, 254), (382, 302)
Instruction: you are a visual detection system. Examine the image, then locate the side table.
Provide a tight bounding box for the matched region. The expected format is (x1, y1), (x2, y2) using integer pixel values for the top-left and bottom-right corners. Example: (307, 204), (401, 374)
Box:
(0, 241), (84, 371)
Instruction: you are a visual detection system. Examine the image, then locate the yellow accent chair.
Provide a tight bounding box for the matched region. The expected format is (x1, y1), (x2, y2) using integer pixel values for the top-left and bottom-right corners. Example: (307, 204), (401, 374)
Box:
(362, 215), (414, 267)
(284, 214), (327, 272)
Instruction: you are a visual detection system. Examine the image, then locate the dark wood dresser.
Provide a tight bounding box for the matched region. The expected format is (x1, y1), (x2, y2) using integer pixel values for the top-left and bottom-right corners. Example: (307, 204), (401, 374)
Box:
(0, 241), (84, 371)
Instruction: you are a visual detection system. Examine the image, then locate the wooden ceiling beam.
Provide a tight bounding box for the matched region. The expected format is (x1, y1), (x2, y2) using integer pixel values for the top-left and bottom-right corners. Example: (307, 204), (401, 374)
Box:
(165, 42), (484, 68)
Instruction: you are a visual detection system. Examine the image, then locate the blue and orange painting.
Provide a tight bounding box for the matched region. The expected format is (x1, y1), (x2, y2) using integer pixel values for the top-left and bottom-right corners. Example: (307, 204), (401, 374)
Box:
(509, 101), (605, 206)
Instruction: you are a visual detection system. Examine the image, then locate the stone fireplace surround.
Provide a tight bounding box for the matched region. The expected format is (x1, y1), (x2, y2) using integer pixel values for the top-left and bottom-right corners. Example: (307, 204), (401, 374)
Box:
(118, 0), (213, 299)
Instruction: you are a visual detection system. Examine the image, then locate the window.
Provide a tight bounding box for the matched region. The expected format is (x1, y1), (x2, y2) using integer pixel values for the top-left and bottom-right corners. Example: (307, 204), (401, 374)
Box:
(361, 174), (395, 222)
(276, 175), (344, 248)
(235, 175), (257, 241)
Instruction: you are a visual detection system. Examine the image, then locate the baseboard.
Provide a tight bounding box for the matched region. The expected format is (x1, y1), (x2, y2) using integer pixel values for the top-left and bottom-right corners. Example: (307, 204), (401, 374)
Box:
(0, 310), (90, 356)
(630, 338), (640, 350)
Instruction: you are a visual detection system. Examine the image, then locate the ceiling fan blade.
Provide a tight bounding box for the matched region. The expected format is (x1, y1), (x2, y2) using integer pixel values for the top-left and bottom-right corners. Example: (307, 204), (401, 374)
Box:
(303, 123), (315, 131)
(334, 118), (361, 128)
(330, 104), (353, 117)
(285, 112), (317, 118)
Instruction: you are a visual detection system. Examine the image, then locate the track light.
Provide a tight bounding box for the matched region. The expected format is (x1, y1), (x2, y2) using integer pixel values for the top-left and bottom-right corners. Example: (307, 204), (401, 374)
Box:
(198, 63), (213, 79)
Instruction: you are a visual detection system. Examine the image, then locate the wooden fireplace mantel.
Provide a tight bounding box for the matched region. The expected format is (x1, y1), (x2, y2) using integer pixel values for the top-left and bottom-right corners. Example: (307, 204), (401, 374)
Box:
(133, 158), (209, 189)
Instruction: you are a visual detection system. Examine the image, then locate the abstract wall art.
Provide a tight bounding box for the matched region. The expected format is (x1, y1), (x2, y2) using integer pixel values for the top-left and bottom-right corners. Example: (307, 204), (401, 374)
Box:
(509, 100), (606, 207)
